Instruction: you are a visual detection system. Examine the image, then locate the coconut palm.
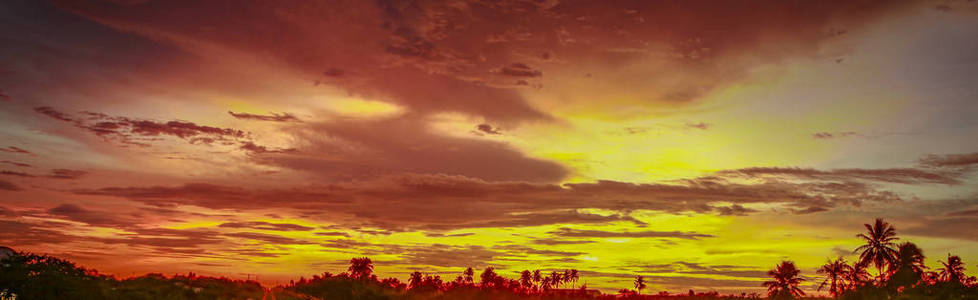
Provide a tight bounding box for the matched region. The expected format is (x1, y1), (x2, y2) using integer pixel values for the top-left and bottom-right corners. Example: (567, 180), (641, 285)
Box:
(888, 242), (926, 289)
(634, 275), (646, 295)
(844, 261), (872, 290)
(348, 257), (374, 280)
(763, 261), (805, 299)
(817, 257), (850, 298)
(519, 270), (533, 291)
(939, 254), (966, 284)
(569, 269), (580, 288)
(463, 267), (475, 284)
(854, 218), (899, 283)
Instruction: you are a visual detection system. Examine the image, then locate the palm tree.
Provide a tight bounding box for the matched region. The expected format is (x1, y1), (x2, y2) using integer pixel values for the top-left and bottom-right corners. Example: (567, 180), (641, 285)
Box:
(463, 267), (475, 285)
(817, 257), (850, 298)
(844, 261), (872, 290)
(854, 218), (898, 283)
(480, 267), (498, 288)
(409, 271), (424, 289)
(763, 261), (805, 299)
(532, 269), (542, 288)
(550, 270), (562, 288)
(888, 242), (926, 290)
(519, 270), (533, 292)
(634, 275), (646, 295)
(348, 257), (374, 280)
(569, 269), (579, 289)
(939, 254), (966, 284)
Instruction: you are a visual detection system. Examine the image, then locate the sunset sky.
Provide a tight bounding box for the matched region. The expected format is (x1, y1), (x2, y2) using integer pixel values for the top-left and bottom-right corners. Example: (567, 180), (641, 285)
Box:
(2, 0), (978, 294)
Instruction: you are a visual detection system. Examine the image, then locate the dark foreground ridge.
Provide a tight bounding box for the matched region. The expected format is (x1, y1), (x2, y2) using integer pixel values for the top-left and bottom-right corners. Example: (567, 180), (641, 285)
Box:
(1, 219), (977, 300)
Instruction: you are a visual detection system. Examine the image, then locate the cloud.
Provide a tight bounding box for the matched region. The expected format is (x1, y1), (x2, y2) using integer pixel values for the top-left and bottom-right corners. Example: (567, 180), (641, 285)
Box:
(812, 131), (859, 139)
(548, 227), (714, 240)
(1, 170), (34, 177)
(74, 168), (918, 231)
(48, 169), (87, 179)
(228, 111), (299, 122)
(919, 152), (978, 169)
(219, 221), (314, 231)
(685, 122), (712, 130)
(714, 204), (756, 216)
(947, 209), (978, 217)
(792, 206), (829, 215)
(424, 232), (474, 238)
(34, 106), (74, 121)
(47, 203), (137, 227)
(1, 169), (87, 179)
(398, 244), (498, 268)
(498, 63), (542, 77)
(0, 160), (32, 167)
(34, 107), (248, 146)
(530, 238), (595, 246)
(718, 166), (961, 185)
(0, 146), (33, 156)
(475, 123), (502, 135)
(256, 116), (567, 182)
(223, 232), (314, 245)
(0, 179), (21, 191)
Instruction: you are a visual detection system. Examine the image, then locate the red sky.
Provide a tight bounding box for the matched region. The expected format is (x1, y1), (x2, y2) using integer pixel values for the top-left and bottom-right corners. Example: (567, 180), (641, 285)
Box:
(2, 0), (978, 294)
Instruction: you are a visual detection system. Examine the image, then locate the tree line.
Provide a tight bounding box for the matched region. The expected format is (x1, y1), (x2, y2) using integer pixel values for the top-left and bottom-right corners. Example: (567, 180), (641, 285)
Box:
(2, 218), (977, 299)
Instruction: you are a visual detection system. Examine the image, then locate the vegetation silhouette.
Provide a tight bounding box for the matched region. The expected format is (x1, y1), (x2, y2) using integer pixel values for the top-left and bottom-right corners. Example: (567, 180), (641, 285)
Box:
(2, 218), (977, 299)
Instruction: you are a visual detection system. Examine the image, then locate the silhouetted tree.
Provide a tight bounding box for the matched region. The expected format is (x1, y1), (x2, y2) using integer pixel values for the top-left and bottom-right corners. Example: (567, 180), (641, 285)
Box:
(887, 242), (926, 291)
(479, 267), (497, 289)
(844, 261), (872, 290)
(854, 218), (898, 283)
(634, 275), (646, 295)
(519, 270), (533, 292)
(348, 257), (374, 280)
(463, 267), (475, 285)
(408, 271), (423, 289)
(763, 261), (805, 299)
(939, 254), (966, 284)
(817, 257), (850, 298)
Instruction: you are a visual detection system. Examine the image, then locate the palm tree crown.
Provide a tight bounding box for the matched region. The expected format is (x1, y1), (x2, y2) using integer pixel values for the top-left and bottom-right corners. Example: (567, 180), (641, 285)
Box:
(854, 218), (899, 282)
(763, 260), (806, 299)
(817, 257), (850, 298)
(939, 254), (967, 284)
(888, 242), (927, 289)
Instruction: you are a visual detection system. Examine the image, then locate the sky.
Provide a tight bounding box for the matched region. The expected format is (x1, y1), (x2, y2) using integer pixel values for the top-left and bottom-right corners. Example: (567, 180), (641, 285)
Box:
(1, 0), (978, 294)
